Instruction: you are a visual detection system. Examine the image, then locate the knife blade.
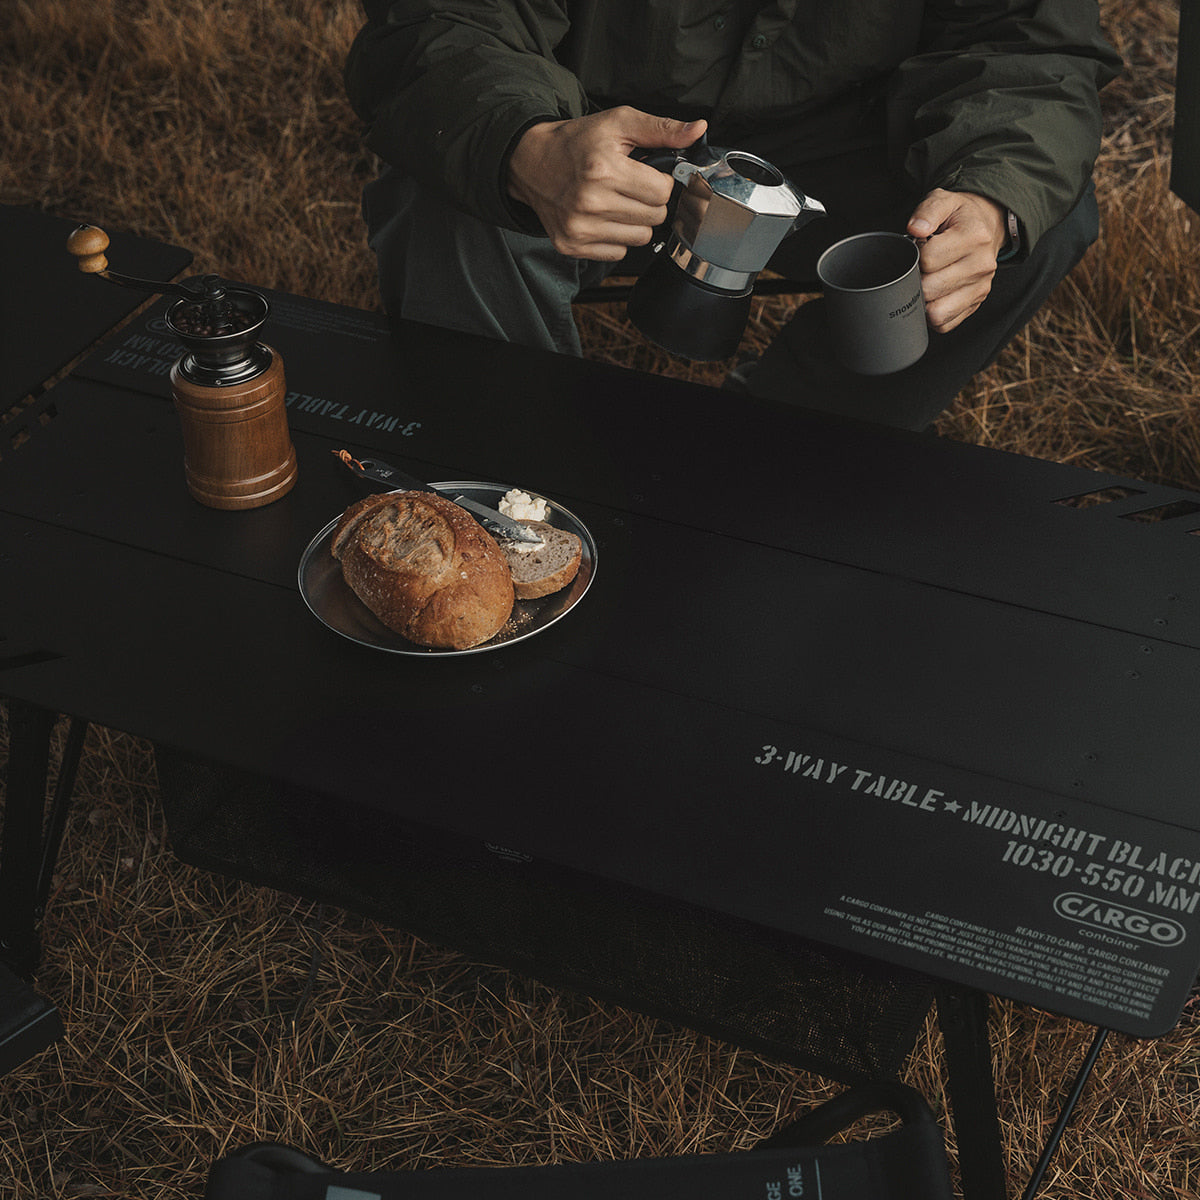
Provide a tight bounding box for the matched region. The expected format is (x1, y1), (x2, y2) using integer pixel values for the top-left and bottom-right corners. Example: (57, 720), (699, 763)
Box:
(333, 450), (543, 544)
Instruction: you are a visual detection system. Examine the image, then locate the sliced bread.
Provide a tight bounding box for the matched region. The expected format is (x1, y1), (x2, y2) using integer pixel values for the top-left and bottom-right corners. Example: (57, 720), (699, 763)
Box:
(502, 520), (583, 599)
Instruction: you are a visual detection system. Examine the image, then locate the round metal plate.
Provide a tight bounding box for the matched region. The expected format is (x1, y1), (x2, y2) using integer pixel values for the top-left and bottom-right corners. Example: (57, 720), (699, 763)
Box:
(298, 482), (597, 656)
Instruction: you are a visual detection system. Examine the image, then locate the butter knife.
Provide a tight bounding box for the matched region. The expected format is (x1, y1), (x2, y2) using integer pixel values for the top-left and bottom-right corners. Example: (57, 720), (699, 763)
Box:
(334, 450), (543, 544)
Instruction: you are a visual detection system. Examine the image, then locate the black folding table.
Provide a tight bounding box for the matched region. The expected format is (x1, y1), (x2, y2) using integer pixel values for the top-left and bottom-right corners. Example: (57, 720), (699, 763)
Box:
(4, 289), (1200, 1198)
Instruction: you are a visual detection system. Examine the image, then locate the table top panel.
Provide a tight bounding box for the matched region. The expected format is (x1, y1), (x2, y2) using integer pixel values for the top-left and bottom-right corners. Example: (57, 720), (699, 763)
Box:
(73, 292), (1200, 656)
(8, 289), (1200, 1037)
(5, 377), (1200, 828)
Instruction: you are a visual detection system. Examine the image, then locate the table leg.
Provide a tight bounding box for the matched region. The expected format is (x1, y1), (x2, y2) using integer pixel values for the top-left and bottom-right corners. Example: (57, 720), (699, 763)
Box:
(937, 988), (1111, 1200)
(1, 700), (85, 977)
(1019, 1026), (1109, 1200)
(0, 700), (70, 1073)
(1, 700), (56, 976)
(936, 985), (1008, 1200)
(35, 713), (87, 919)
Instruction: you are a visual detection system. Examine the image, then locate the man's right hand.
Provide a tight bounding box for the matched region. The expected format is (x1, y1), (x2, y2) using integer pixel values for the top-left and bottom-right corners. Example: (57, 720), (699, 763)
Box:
(507, 107), (707, 261)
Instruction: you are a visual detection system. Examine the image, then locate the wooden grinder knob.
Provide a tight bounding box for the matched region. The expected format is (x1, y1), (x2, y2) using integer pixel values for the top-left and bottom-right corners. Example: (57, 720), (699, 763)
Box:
(66, 224), (110, 274)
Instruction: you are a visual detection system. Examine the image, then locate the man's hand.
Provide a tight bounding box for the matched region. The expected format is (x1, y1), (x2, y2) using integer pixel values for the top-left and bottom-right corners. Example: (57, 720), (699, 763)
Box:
(508, 107), (707, 261)
(907, 189), (1008, 333)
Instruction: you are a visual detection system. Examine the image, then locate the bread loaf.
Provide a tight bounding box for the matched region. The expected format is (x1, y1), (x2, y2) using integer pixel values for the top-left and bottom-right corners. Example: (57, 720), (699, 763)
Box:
(501, 520), (583, 599)
(332, 491), (514, 649)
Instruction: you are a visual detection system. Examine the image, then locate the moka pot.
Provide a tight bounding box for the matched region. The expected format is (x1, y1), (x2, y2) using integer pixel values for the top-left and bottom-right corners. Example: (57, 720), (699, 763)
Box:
(627, 145), (826, 361)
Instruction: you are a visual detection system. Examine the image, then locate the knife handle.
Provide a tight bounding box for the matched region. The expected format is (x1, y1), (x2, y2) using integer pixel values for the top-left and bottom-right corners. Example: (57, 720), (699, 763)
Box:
(334, 450), (430, 493)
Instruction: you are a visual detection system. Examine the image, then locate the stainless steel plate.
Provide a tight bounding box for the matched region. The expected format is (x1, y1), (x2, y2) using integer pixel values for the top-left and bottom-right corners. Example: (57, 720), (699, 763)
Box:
(298, 482), (597, 656)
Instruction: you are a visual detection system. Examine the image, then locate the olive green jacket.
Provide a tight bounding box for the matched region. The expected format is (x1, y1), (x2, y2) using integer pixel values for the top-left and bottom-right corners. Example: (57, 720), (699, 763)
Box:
(344, 1), (1121, 253)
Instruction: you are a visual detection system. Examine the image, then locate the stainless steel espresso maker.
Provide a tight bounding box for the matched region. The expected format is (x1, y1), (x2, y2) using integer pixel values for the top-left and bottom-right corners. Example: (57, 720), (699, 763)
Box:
(627, 141), (825, 360)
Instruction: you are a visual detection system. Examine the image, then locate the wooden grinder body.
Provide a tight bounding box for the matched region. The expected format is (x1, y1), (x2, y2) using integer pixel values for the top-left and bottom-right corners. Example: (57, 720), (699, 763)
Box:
(170, 345), (297, 510)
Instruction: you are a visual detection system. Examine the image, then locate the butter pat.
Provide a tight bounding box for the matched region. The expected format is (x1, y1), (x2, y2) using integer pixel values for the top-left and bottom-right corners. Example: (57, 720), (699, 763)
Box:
(499, 488), (549, 522)
(499, 489), (549, 523)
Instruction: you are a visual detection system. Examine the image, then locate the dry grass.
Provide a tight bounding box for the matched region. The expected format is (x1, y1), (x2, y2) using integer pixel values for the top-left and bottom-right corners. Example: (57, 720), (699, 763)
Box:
(2, 2), (1199, 1198)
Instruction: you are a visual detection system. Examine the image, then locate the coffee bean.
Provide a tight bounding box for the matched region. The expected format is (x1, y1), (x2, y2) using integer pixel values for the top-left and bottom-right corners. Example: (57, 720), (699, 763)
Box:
(172, 303), (254, 337)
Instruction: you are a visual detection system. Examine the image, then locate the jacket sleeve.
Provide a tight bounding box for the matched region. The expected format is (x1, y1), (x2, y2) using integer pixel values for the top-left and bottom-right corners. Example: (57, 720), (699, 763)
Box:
(344, 1), (588, 232)
(886, 0), (1122, 252)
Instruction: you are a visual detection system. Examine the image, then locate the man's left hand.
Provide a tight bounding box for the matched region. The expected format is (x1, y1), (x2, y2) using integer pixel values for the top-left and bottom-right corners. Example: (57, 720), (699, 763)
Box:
(907, 189), (1007, 333)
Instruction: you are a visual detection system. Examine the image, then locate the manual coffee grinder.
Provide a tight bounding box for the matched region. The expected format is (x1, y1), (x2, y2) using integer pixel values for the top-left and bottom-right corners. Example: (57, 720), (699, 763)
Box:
(66, 225), (298, 510)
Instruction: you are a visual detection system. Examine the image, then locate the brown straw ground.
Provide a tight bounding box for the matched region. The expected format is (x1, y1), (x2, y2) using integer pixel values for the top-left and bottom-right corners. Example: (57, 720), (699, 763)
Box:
(2, 1), (1199, 1196)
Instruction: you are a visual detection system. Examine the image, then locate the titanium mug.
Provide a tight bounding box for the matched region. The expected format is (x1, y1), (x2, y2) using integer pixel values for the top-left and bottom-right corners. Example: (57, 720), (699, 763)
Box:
(817, 232), (929, 375)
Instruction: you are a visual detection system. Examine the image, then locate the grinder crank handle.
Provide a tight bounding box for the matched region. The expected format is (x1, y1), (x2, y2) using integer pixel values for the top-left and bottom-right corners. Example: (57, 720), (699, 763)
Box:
(65, 224), (225, 302)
